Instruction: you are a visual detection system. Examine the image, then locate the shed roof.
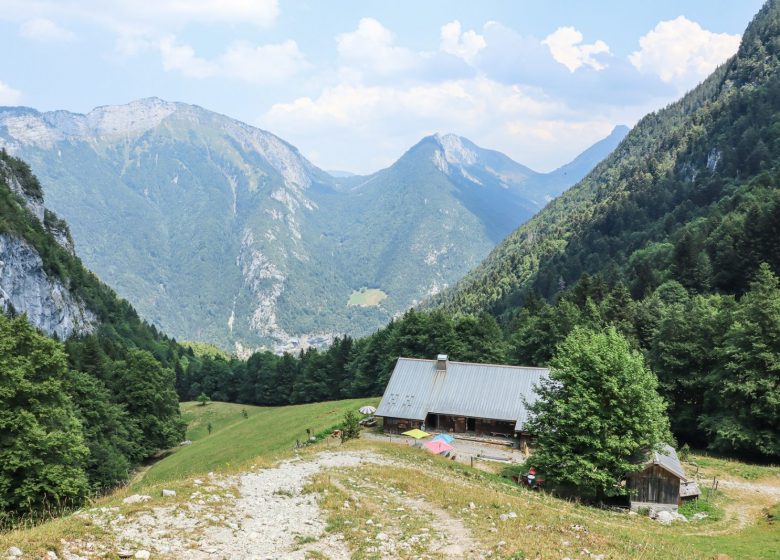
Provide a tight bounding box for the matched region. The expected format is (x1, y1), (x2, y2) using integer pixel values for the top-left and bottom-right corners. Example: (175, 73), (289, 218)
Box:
(375, 357), (549, 431)
(680, 480), (701, 498)
(642, 444), (688, 481)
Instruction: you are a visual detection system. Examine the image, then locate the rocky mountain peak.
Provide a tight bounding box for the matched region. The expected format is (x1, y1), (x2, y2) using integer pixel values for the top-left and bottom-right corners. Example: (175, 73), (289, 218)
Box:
(82, 97), (178, 137)
(434, 133), (478, 166)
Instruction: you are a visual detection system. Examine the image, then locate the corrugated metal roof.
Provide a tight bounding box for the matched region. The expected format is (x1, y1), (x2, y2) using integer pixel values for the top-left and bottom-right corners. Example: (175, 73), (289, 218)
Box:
(375, 357), (549, 431)
(650, 445), (688, 480)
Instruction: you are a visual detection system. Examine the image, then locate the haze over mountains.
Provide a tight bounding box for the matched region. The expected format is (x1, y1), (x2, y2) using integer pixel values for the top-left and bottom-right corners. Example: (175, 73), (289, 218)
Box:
(0, 99), (626, 353)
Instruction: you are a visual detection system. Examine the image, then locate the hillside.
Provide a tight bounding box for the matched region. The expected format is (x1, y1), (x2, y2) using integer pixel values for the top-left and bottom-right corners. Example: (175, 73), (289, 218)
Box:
(414, 0), (780, 460)
(0, 149), (173, 349)
(430, 3), (780, 316)
(0, 101), (625, 353)
(2, 400), (778, 559)
(0, 151), (193, 515)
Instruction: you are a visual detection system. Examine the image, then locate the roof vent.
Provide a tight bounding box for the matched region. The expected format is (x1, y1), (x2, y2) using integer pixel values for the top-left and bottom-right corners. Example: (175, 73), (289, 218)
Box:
(436, 354), (448, 371)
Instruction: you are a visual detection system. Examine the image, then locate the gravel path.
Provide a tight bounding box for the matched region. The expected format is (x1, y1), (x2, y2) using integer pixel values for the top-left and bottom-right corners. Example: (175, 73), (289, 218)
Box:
(96, 451), (392, 559)
(717, 479), (780, 498)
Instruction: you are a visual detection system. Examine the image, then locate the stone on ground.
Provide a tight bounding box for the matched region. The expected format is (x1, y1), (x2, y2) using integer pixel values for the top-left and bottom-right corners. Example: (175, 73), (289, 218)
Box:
(123, 494), (151, 504)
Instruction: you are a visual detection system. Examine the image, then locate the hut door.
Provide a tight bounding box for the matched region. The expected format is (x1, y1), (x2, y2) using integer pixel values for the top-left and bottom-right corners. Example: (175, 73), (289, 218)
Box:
(467, 418), (476, 431)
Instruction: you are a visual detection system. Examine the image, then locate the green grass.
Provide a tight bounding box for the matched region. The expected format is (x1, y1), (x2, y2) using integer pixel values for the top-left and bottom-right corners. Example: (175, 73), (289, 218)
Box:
(679, 494), (725, 521)
(685, 503), (780, 559)
(136, 398), (379, 487)
(347, 288), (388, 307)
(688, 452), (780, 481)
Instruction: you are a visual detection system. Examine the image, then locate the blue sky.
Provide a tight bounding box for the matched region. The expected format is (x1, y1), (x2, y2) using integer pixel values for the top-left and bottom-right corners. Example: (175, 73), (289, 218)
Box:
(0, 0), (766, 173)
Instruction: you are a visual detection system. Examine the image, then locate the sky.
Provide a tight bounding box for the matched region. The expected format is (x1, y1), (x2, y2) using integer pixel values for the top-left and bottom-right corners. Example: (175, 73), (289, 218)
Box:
(0, 0), (767, 174)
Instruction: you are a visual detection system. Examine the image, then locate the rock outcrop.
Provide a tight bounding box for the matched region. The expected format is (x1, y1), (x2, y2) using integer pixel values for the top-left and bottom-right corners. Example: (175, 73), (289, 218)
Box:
(0, 154), (96, 338)
(0, 233), (96, 339)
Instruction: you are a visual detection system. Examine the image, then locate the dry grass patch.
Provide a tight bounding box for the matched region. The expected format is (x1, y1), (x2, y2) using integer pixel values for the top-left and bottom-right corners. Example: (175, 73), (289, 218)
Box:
(341, 441), (775, 560)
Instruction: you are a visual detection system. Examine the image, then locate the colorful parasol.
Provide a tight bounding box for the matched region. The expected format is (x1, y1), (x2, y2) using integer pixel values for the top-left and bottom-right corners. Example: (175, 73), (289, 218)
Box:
(402, 428), (430, 439)
(423, 440), (454, 454)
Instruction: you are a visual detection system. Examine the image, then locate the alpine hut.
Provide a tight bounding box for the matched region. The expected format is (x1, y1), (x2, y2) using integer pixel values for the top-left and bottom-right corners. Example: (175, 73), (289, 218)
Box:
(375, 355), (548, 441)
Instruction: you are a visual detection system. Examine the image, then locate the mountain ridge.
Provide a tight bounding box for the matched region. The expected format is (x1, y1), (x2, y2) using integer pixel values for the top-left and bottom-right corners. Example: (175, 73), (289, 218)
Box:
(0, 98), (626, 353)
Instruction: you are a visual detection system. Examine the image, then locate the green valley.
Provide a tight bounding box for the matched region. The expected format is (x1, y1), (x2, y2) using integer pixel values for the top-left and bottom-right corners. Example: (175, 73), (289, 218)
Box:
(2, 1), (780, 559)
(0, 103), (625, 354)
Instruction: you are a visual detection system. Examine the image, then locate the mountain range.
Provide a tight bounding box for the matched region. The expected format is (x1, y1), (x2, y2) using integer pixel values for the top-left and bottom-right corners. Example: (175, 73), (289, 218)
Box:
(0, 99), (626, 354)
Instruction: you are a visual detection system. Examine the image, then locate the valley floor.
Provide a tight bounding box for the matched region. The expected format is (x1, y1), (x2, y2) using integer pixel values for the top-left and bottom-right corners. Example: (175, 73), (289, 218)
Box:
(2, 402), (779, 560)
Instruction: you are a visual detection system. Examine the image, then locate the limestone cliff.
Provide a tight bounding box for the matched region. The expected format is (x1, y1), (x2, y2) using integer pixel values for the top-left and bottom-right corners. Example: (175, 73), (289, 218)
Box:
(0, 153), (96, 337)
(0, 234), (96, 338)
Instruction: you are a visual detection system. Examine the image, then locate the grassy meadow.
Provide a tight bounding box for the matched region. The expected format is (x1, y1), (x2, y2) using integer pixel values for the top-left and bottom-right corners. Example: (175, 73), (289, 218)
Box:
(140, 398), (379, 486)
(303, 440), (780, 560)
(347, 288), (388, 307)
(2, 399), (778, 559)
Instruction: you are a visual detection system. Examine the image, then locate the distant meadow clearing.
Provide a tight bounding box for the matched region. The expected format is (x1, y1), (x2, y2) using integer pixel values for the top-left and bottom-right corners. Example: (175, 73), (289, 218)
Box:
(348, 288), (388, 307)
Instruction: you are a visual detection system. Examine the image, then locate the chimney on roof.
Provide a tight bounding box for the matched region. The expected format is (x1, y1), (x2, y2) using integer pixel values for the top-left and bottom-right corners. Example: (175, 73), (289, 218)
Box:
(436, 354), (448, 372)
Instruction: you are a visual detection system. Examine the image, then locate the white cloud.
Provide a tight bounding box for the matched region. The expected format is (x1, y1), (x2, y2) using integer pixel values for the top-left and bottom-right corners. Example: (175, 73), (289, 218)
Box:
(3, 0), (283, 63)
(159, 36), (307, 83)
(261, 76), (615, 173)
(336, 18), (418, 76)
(629, 16), (740, 88)
(543, 26), (610, 72)
(19, 18), (76, 42)
(159, 36), (214, 78)
(440, 20), (486, 65)
(0, 81), (22, 105)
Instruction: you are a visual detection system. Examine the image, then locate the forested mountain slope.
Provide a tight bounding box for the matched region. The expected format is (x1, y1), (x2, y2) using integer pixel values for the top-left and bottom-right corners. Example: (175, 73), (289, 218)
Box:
(409, 0), (780, 460)
(164, 0), (780, 460)
(430, 0), (780, 316)
(0, 152), (190, 518)
(0, 100), (624, 353)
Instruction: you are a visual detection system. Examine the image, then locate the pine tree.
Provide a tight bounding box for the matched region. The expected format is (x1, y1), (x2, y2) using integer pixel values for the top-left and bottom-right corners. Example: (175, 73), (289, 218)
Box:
(454, 313), (507, 363)
(701, 263), (780, 457)
(113, 349), (185, 459)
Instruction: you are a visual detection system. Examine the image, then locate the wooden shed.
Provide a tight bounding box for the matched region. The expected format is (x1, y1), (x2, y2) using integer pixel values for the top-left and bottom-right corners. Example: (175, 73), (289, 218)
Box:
(626, 445), (698, 512)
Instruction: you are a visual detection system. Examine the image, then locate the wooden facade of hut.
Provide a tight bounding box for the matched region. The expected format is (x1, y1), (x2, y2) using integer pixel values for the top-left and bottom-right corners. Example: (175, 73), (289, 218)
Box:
(376, 355), (548, 440)
(626, 445), (699, 512)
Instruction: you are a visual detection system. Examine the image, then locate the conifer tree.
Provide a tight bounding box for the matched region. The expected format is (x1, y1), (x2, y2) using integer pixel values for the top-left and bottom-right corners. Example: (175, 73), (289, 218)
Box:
(701, 263), (780, 457)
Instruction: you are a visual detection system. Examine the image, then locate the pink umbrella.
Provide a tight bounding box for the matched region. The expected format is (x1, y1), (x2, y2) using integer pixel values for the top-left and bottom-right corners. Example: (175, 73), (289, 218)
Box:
(423, 439), (454, 454)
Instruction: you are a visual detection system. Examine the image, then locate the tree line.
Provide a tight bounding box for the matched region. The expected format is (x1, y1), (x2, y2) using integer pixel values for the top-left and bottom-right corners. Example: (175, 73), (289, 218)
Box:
(0, 315), (186, 523)
(177, 262), (780, 462)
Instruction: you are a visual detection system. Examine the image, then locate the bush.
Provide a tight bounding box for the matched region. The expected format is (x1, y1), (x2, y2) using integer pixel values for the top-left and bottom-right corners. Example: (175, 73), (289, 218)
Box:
(340, 410), (361, 442)
(679, 497), (724, 521)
